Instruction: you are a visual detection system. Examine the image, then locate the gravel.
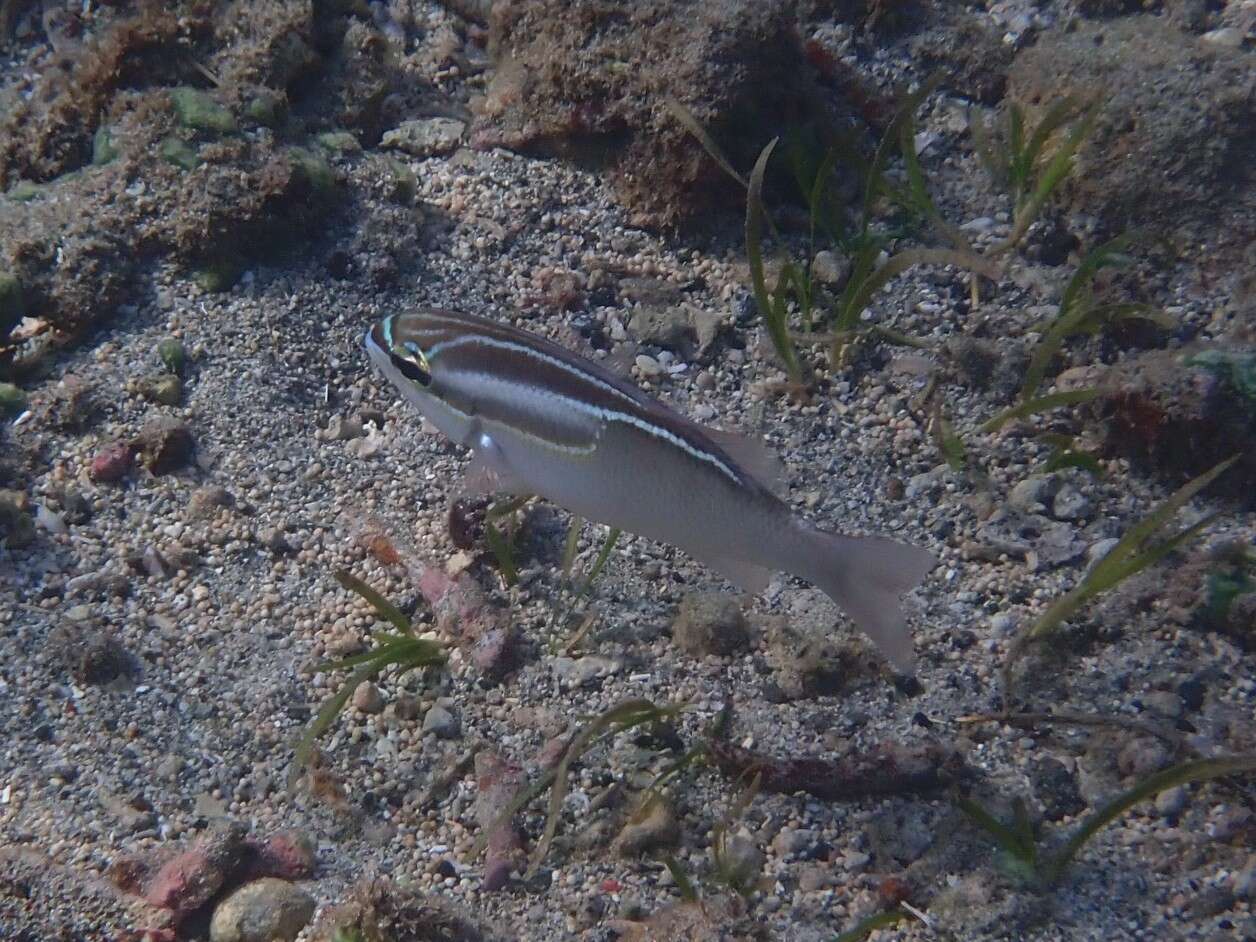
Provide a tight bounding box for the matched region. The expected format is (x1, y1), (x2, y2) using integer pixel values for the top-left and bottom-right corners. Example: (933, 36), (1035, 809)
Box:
(1, 1), (1254, 940)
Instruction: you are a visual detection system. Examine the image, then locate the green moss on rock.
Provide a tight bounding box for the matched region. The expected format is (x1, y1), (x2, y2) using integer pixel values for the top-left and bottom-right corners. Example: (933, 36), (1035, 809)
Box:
(316, 131), (362, 154)
(92, 126), (118, 166)
(159, 137), (201, 170)
(245, 90), (288, 128)
(193, 257), (243, 293)
(6, 181), (42, 201)
(286, 148), (336, 195)
(0, 382), (27, 415)
(170, 87), (237, 134)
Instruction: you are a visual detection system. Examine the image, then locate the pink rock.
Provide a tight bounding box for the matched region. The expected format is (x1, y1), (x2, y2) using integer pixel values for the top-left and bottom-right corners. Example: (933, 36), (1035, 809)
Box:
(474, 752), (526, 891)
(249, 830), (316, 880)
(90, 441), (134, 482)
(143, 849), (228, 917)
(141, 824), (248, 920)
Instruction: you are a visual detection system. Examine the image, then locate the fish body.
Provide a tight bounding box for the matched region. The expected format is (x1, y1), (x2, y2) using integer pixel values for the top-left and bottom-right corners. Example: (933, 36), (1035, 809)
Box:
(366, 309), (935, 670)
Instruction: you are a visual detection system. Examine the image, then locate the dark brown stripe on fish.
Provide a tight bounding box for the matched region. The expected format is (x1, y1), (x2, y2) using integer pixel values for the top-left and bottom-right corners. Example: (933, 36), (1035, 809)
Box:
(388, 310), (767, 490)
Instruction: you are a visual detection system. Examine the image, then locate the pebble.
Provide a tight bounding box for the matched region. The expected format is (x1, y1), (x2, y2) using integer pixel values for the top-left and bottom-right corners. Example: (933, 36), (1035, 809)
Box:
(1155, 786), (1187, 818)
(1233, 856), (1256, 901)
(1008, 475), (1058, 514)
(422, 704), (461, 739)
(90, 442), (134, 482)
(1116, 738), (1172, 779)
(551, 655), (621, 688)
(352, 682), (384, 714)
(811, 249), (851, 286)
(1086, 538), (1120, 570)
(771, 828), (814, 858)
(798, 864), (834, 892)
(208, 878), (315, 942)
(1141, 691), (1184, 720)
(612, 798), (678, 857)
(1052, 483), (1093, 521)
(634, 354), (663, 378)
(989, 613), (1018, 636)
(188, 485), (234, 519)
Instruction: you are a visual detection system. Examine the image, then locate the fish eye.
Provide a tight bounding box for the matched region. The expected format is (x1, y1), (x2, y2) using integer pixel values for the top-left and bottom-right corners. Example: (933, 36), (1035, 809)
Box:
(389, 342), (431, 387)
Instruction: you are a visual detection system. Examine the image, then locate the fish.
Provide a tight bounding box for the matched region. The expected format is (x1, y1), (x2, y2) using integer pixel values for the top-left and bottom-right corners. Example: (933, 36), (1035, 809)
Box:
(365, 309), (936, 671)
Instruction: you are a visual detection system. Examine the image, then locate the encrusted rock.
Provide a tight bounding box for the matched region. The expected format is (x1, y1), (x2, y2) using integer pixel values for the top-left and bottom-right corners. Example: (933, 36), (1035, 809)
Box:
(628, 305), (693, 353)
(976, 508), (1085, 569)
(670, 591), (750, 657)
(381, 117), (466, 158)
(132, 417), (195, 475)
(764, 616), (879, 699)
(188, 485), (234, 520)
(1009, 16), (1256, 257)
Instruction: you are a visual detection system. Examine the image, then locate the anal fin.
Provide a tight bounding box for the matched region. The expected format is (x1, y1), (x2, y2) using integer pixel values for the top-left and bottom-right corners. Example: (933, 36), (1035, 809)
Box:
(704, 555), (772, 596)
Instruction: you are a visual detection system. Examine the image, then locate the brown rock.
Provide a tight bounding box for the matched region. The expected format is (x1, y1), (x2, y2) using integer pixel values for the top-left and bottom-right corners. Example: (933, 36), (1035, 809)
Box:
(132, 417), (195, 475)
(1008, 16), (1256, 257)
(670, 591), (750, 657)
(1091, 346), (1255, 495)
(470, 0), (819, 226)
(612, 796), (679, 857)
(763, 616), (880, 699)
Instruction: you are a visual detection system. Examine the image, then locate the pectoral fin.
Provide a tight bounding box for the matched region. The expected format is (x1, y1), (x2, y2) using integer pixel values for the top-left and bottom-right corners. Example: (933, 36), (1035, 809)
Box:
(703, 427), (786, 495)
(704, 555), (772, 596)
(460, 436), (530, 498)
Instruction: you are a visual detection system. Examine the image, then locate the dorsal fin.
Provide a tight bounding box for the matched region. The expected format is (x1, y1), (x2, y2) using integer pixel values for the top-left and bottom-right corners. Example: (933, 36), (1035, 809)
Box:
(702, 427), (786, 494)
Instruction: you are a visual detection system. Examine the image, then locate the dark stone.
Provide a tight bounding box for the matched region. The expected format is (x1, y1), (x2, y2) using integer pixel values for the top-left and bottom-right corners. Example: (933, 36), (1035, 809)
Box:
(1029, 755), (1085, 822)
(1177, 677), (1206, 712)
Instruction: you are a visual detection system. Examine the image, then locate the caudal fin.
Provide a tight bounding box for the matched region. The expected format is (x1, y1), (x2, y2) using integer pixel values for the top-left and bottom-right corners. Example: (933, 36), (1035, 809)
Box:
(793, 530), (936, 673)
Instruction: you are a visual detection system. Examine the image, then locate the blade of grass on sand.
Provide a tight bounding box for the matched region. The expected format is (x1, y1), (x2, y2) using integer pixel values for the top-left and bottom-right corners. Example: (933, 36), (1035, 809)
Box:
(745, 137), (803, 383)
(527, 700), (683, 876)
(1044, 754), (1256, 883)
(981, 387), (1104, 433)
(1004, 455), (1237, 682)
(471, 700), (687, 866)
(485, 521), (519, 586)
(560, 514), (583, 584)
(335, 569), (411, 634)
(289, 661), (379, 790)
(1001, 99), (1099, 250)
(578, 527), (621, 596)
(836, 247), (998, 338)
(957, 797), (1037, 869)
(661, 855), (700, 902)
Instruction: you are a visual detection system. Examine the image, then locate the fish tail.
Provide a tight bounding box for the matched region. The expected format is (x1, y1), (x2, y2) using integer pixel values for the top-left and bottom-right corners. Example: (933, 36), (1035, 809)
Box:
(790, 528), (936, 673)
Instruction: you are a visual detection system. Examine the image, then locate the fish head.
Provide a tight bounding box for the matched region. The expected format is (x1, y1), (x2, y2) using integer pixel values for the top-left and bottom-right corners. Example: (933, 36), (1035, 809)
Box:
(365, 313), (475, 444)
(366, 314), (435, 395)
